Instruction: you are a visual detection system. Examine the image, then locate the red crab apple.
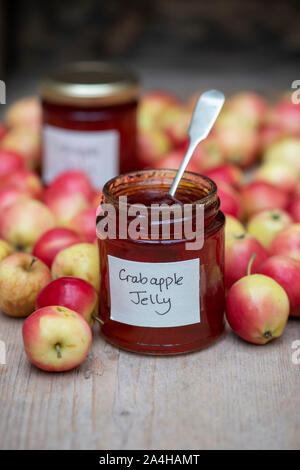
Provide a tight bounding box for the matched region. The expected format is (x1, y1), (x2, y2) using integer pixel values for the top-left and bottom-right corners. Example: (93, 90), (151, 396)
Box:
(263, 137), (300, 173)
(52, 242), (100, 291)
(204, 164), (243, 189)
(0, 168), (43, 199)
(70, 207), (97, 243)
(216, 108), (254, 130)
(269, 224), (300, 261)
(22, 306), (92, 372)
(36, 277), (98, 326)
(153, 138), (224, 173)
(221, 127), (259, 167)
(227, 92), (267, 126)
(43, 171), (95, 226)
(155, 139), (225, 173)
(33, 227), (83, 267)
(247, 209), (292, 249)
(153, 149), (199, 173)
(0, 253), (51, 317)
(253, 161), (298, 194)
(295, 182), (300, 197)
(0, 123), (7, 141)
(288, 196), (300, 223)
(0, 199), (56, 251)
(225, 215), (246, 237)
(259, 255), (300, 317)
(5, 96), (41, 130)
(218, 182), (243, 220)
(137, 129), (171, 166)
(214, 110), (259, 167)
(268, 101), (300, 135)
(258, 124), (283, 152)
(183, 137), (224, 172)
(44, 191), (90, 227)
(225, 233), (268, 289)
(0, 149), (24, 178)
(0, 187), (29, 212)
(1, 126), (41, 170)
(158, 105), (191, 147)
(138, 91), (179, 130)
(140, 90), (179, 107)
(241, 182), (289, 219)
(44, 170), (95, 203)
(226, 255), (289, 345)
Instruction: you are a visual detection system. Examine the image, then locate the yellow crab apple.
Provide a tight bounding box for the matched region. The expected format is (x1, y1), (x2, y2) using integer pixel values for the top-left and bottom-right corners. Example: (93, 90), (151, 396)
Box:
(263, 137), (300, 172)
(225, 215), (246, 237)
(52, 243), (100, 291)
(22, 306), (92, 372)
(5, 96), (41, 130)
(1, 125), (41, 170)
(247, 209), (292, 249)
(0, 199), (56, 252)
(253, 161), (298, 194)
(0, 239), (13, 261)
(226, 256), (289, 344)
(0, 253), (51, 317)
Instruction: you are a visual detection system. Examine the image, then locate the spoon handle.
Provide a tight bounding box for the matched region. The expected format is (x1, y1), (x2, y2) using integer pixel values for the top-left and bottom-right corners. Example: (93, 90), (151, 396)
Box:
(168, 90), (225, 197)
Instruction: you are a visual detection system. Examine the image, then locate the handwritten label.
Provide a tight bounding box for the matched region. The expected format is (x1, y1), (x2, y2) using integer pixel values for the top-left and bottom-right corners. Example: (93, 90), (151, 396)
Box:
(108, 255), (200, 328)
(43, 125), (119, 188)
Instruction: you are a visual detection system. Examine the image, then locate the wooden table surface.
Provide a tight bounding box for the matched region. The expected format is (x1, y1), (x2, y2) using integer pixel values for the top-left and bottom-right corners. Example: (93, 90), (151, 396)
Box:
(0, 312), (299, 450)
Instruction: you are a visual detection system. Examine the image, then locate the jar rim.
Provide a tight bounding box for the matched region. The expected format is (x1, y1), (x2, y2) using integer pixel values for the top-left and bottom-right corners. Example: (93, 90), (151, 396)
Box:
(40, 61), (140, 107)
(102, 169), (218, 209)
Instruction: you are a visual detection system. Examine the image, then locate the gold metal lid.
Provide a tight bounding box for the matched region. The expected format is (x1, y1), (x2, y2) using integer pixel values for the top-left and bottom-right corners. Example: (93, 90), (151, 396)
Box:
(40, 61), (140, 107)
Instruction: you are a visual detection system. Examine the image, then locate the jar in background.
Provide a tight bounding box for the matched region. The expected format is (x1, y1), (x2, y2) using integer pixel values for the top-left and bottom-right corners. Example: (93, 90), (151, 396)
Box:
(40, 61), (140, 189)
(97, 169), (225, 355)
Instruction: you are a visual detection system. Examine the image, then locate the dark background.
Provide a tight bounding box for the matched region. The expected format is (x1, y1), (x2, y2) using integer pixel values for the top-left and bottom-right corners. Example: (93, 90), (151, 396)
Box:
(1, 0), (300, 99)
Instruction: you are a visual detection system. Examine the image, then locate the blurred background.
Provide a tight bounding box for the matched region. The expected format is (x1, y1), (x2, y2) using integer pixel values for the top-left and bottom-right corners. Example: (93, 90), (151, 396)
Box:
(1, 0), (300, 101)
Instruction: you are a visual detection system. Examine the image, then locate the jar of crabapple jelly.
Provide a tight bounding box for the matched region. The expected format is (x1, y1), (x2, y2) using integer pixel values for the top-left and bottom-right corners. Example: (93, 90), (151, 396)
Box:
(40, 61), (140, 189)
(97, 169), (225, 355)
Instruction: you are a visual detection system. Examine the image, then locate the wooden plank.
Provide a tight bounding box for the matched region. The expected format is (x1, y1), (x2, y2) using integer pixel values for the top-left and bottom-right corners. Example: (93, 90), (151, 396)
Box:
(0, 315), (120, 450)
(0, 312), (299, 450)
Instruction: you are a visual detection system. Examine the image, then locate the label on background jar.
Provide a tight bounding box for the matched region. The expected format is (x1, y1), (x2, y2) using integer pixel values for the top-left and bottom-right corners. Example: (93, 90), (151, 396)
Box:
(108, 255), (200, 328)
(43, 125), (119, 188)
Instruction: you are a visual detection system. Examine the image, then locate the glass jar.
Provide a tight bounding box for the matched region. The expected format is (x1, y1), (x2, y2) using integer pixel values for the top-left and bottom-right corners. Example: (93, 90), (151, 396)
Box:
(40, 61), (140, 189)
(97, 169), (225, 355)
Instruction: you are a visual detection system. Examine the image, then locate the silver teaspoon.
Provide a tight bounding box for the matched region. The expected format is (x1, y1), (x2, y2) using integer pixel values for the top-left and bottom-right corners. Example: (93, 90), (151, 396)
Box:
(168, 89), (225, 197)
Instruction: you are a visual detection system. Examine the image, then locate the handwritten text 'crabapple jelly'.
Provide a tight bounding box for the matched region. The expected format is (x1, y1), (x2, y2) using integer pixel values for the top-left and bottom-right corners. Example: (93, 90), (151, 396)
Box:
(108, 256), (200, 328)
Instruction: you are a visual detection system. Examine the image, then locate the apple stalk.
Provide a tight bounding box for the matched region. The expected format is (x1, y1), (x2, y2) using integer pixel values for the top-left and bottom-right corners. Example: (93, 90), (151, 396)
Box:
(55, 343), (62, 359)
(92, 314), (103, 325)
(247, 253), (257, 276)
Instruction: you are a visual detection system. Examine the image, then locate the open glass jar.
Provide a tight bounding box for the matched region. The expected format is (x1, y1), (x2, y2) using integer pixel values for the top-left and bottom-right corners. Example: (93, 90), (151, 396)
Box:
(40, 61), (140, 189)
(97, 169), (225, 355)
